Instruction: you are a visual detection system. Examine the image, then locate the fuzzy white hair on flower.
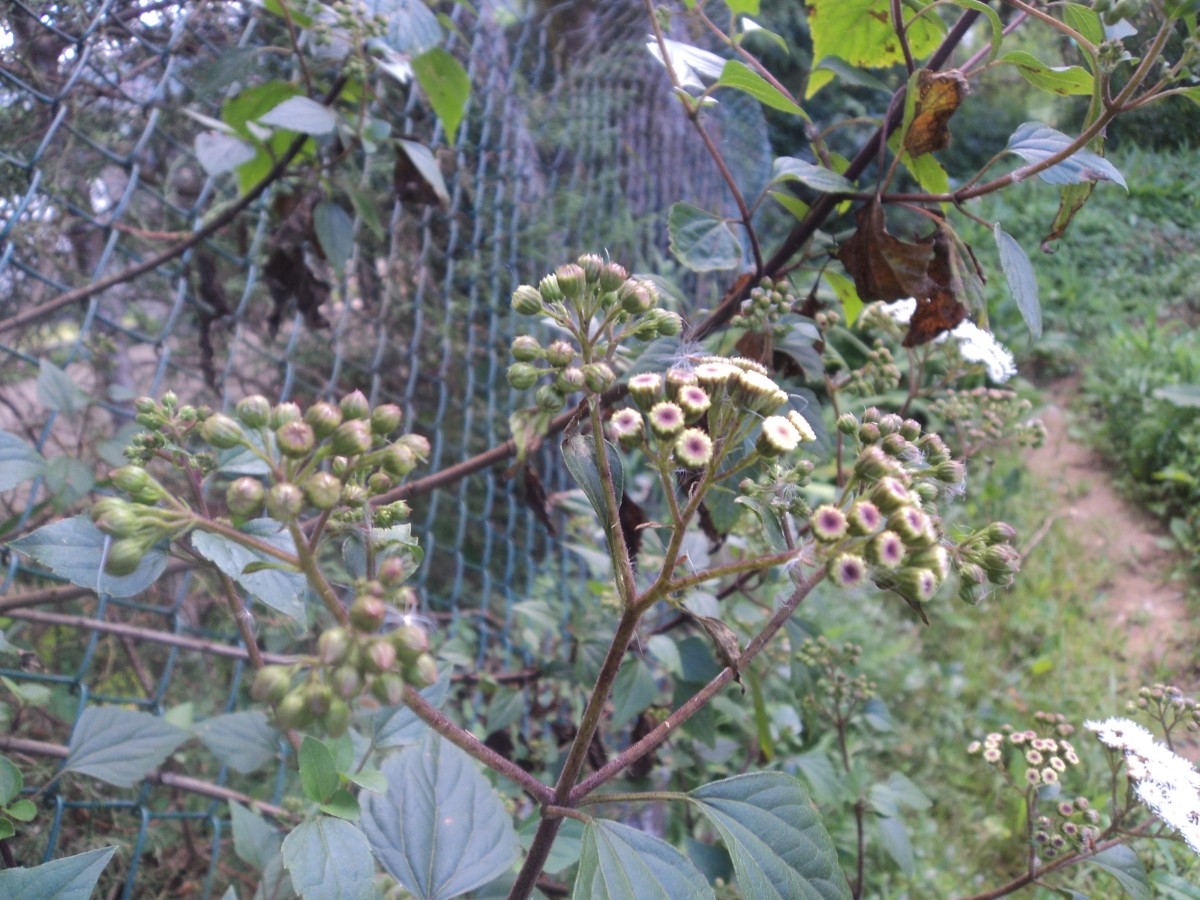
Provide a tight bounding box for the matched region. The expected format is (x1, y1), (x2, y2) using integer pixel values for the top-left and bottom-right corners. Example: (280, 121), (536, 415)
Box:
(878, 298), (1016, 383)
(1087, 716), (1200, 855)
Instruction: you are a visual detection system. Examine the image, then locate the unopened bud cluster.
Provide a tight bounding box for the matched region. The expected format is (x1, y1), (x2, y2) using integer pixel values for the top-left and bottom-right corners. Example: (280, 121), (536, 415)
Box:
(251, 579), (437, 737)
(845, 339), (902, 397)
(816, 407), (1020, 610)
(739, 277), (797, 337)
(930, 387), (1045, 457)
(611, 356), (816, 473)
(795, 637), (876, 724)
(508, 255), (681, 414)
(1128, 683), (1200, 734)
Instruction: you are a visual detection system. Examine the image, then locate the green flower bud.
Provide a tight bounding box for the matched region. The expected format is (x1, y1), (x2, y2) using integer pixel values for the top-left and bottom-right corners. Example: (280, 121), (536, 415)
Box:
(371, 672), (406, 706)
(632, 316), (661, 341)
(510, 335), (543, 362)
(134, 396), (157, 415)
(305, 401), (343, 438)
(406, 653), (438, 688)
(934, 460), (965, 484)
(914, 481), (940, 502)
(370, 404), (403, 436)
(512, 284), (543, 316)
(656, 311), (682, 336)
(895, 567), (939, 602)
(276, 420), (315, 457)
(303, 471), (342, 510)
(236, 395), (272, 429)
(900, 418), (922, 441)
(341, 483), (368, 507)
(986, 522), (1018, 544)
(381, 443), (417, 478)
(507, 362), (540, 391)
(227, 477), (266, 518)
(362, 637), (398, 675)
(861, 406), (882, 424)
(378, 556), (407, 586)
(368, 471), (392, 495)
(676, 385), (711, 423)
(583, 362), (615, 394)
(201, 414), (245, 450)
(628, 373), (662, 410)
(858, 422), (881, 444)
(391, 624), (430, 663)
(870, 476), (913, 514)
(787, 411), (817, 444)
(398, 434), (430, 460)
(270, 402), (302, 429)
(535, 384), (565, 412)
(545, 340), (575, 368)
(340, 390), (370, 420)
(621, 283), (655, 314)
(323, 698), (351, 737)
(303, 680), (333, 717)
(836, 412), (859, 435)
(757, 416), (801, 456)
(664, 368), (697, 399)
(331, 419), (373, 456)
(350, 594), (387, 632)
(251, 665), (293, 704)
(811, 504), (849, 542)
(556, 367), (584, 392)
(880, 432), (909, 457)
(599, 262), (628, 292)
(331, 665), (363, 700)
(908, 545), (951, 581)
(877, 413), (903, 436)
(274, 689), (311, 730)
(92, 498), (140, 537)
(578, 253), (604, 283)
(104, 537), (147, 576)
(648, 401), (686, 439)
(317, 628), (352, 666)
(555, 263), (586, 298)
(538, 273), (563, 303)
(331, 455), (349, 478)
(266, 483), (304, 522)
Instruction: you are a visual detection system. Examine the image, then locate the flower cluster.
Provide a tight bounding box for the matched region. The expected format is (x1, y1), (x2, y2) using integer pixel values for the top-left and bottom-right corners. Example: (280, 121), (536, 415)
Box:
(507, 254), (681, 415)
(844, 339), (902, 397)
(738, 276), (797, 338)
(1087, 715), (1200, 854)
(94, 392), (429, 575)
(930, 387), (1046, 458)
(1127, 683), (1200, 736)
(611, 356), (816, 472)
(795, 637), (876, 724)
(252, 571), (437, 737)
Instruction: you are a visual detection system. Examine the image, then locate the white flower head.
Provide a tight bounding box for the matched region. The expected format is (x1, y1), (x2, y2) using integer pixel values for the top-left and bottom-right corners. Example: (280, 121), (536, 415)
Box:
(876, 298), (1016, 383)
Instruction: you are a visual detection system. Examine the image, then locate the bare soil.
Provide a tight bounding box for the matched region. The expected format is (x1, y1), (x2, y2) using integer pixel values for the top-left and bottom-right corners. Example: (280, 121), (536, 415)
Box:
(1025, 379), (1196, 697)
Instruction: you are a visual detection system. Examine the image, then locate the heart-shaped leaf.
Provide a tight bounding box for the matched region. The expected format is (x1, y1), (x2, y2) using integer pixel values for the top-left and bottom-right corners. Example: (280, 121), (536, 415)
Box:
(668, 203), (743, 272)
(282, 816), (375, 900)
(10, 516), (167, 598)
(0, 846), (116, 898)
(64, 707), (189, 788)
(574, 818), (715, 899)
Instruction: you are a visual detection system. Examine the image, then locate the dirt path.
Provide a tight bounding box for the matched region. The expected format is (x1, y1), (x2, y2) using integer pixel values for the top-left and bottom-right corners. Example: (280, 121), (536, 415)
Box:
(1025, 379), (1195, 696)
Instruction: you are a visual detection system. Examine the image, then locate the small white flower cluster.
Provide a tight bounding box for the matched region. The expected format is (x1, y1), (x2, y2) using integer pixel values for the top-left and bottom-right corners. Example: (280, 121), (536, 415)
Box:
(880, 298), (1018, 384)
(1086, 717), (1200, 855)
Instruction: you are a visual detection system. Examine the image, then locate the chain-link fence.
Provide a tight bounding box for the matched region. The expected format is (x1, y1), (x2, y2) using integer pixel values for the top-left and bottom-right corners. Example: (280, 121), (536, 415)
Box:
(0, 1), (770, 894)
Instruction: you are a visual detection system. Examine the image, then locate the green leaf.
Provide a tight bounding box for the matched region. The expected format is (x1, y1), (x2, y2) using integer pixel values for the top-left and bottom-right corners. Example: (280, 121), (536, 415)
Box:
(668, 203), (743, 272)
(716, 60), (805, 117)
(361, 732), (519, 900)
(998, 51), (1094, 96)
(771, 157), (855, 194)
(412, 47), (469, 145)
(9, 515), (167, 598)
(574, 819), (715, 899)
(299, 736), (340, 804)
(948, 0), (1004, 63)
(282, 816), (375, 900)
(0, 819), (13, 841)
(1181, 86), (1200, 107)
(313, 201), (354, 277)
(191, 520), (307, 621)
(230, 800), (283, 871)
(993, 225), (1041, 339)
(1087, 845), (1151, 900)
(195, 131), (257, 176)
(1064, 3), (1105, 47)
(398, 139), (450, 206)
(42, 456), (94, 507)
(64, 706), (189, 788)
(518, 816), (586, 876)
(0, 431), (43, 492)
(0, 846), (116, 899)
(222, 80), (301, 139)
(611, 658), (658, 729)
(372, 676), (450, 749)
(486, 685), (526, 733)
(770, 191), (809, 221)
(876, 817), (913, 877)
(257, 96), (338, 135)
(868, 773), (930, 817)
(0, 755), (22, 806)
(320, 787), (361, 821)
(808, 0), (944, 69)
(823, 270), (862, 326)
(37, 359), (89, 415)
(776, 315), (823, 377)
(1153, 384), (1200, 408)
(196, 711), (279, 775)
(5, 799), (36, 822)
(725, 0), (759, 14)
(1006, 122), (1128, 189)
(690, 772), (849, 899)
(562, 433), (624, 544)
(348, 767), (388, 793)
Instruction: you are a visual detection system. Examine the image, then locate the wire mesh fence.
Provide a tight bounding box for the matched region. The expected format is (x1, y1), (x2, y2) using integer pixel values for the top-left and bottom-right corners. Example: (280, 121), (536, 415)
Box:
(0, 1), (769, 893)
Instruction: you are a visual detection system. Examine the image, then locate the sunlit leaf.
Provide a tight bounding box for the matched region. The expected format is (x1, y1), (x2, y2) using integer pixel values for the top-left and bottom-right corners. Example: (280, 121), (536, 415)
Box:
(771, 158), (855, 194)
(191, 520), (307, 621)
(999, 51), (1093, 96)
(313, 201), (354, 276)
(37, 359), (89, 416)
(257, 96), (338, 135)
(195, 131), (257, 176)
(716, 60), (805, 117)
(808, 0), (944, 69)
(412, 48), (469, 145)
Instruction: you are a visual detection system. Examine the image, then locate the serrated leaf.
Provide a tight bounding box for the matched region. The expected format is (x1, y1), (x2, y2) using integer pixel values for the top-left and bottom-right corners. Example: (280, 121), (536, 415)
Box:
(876, 816), (913, 877)
(1064, 3), (1105, 47)
(282, 816), (375, 900)
(64, 707), (189, 788)
(716, 60), (805, 116)
(196, 711), (279, 775)
(313, 201), (354, 277)
(348, 768), (388, 793)
(36, 359), (89, 415)
(690, 772), (849, 899)
(361, 732), (519, 900)
(574, 819), (715, 899)
(771, 157), (855, 194)
(0, 755), (22, 806)
(0, 846), (116, 899)
(562, 433), (623, 543)
(230, 800), (283, 871)
(257, 96), (337, 135)
(372, 676), (450, 749)
(300, 736), (340, 805)
(9, 515), (167, 598)
(320, 787), (360, 821)
(999, 51), (1093, 95)
(668, 203), (742, 272)
(195, 131), (258, 176)
(808, 0), (944, 69)
(486, 686), (526, 733)
(611, 658), (658, 729)
(42, 456), (94, 507)
(1088, 845), (1151, 900)
(397, 139), (450, 206)
(0, 431), (43, 492)
(993, 225), (1041, 339)
(1006, 122), (1128, 189)
(191, 521), (307, 621)
(412, 47), (469, 146)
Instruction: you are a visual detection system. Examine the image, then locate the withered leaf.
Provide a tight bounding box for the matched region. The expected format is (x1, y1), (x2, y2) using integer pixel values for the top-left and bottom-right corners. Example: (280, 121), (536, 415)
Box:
(521, 464), (556, 536)
(696, 615), (744, 692)
(903, 226), (967, 348)
(836, 200), (934, 303)
(393, 148), (442, 207)
(263, 245), (330, 336)
(618, 491), (647, 571)
(904, 68), (970, 158)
